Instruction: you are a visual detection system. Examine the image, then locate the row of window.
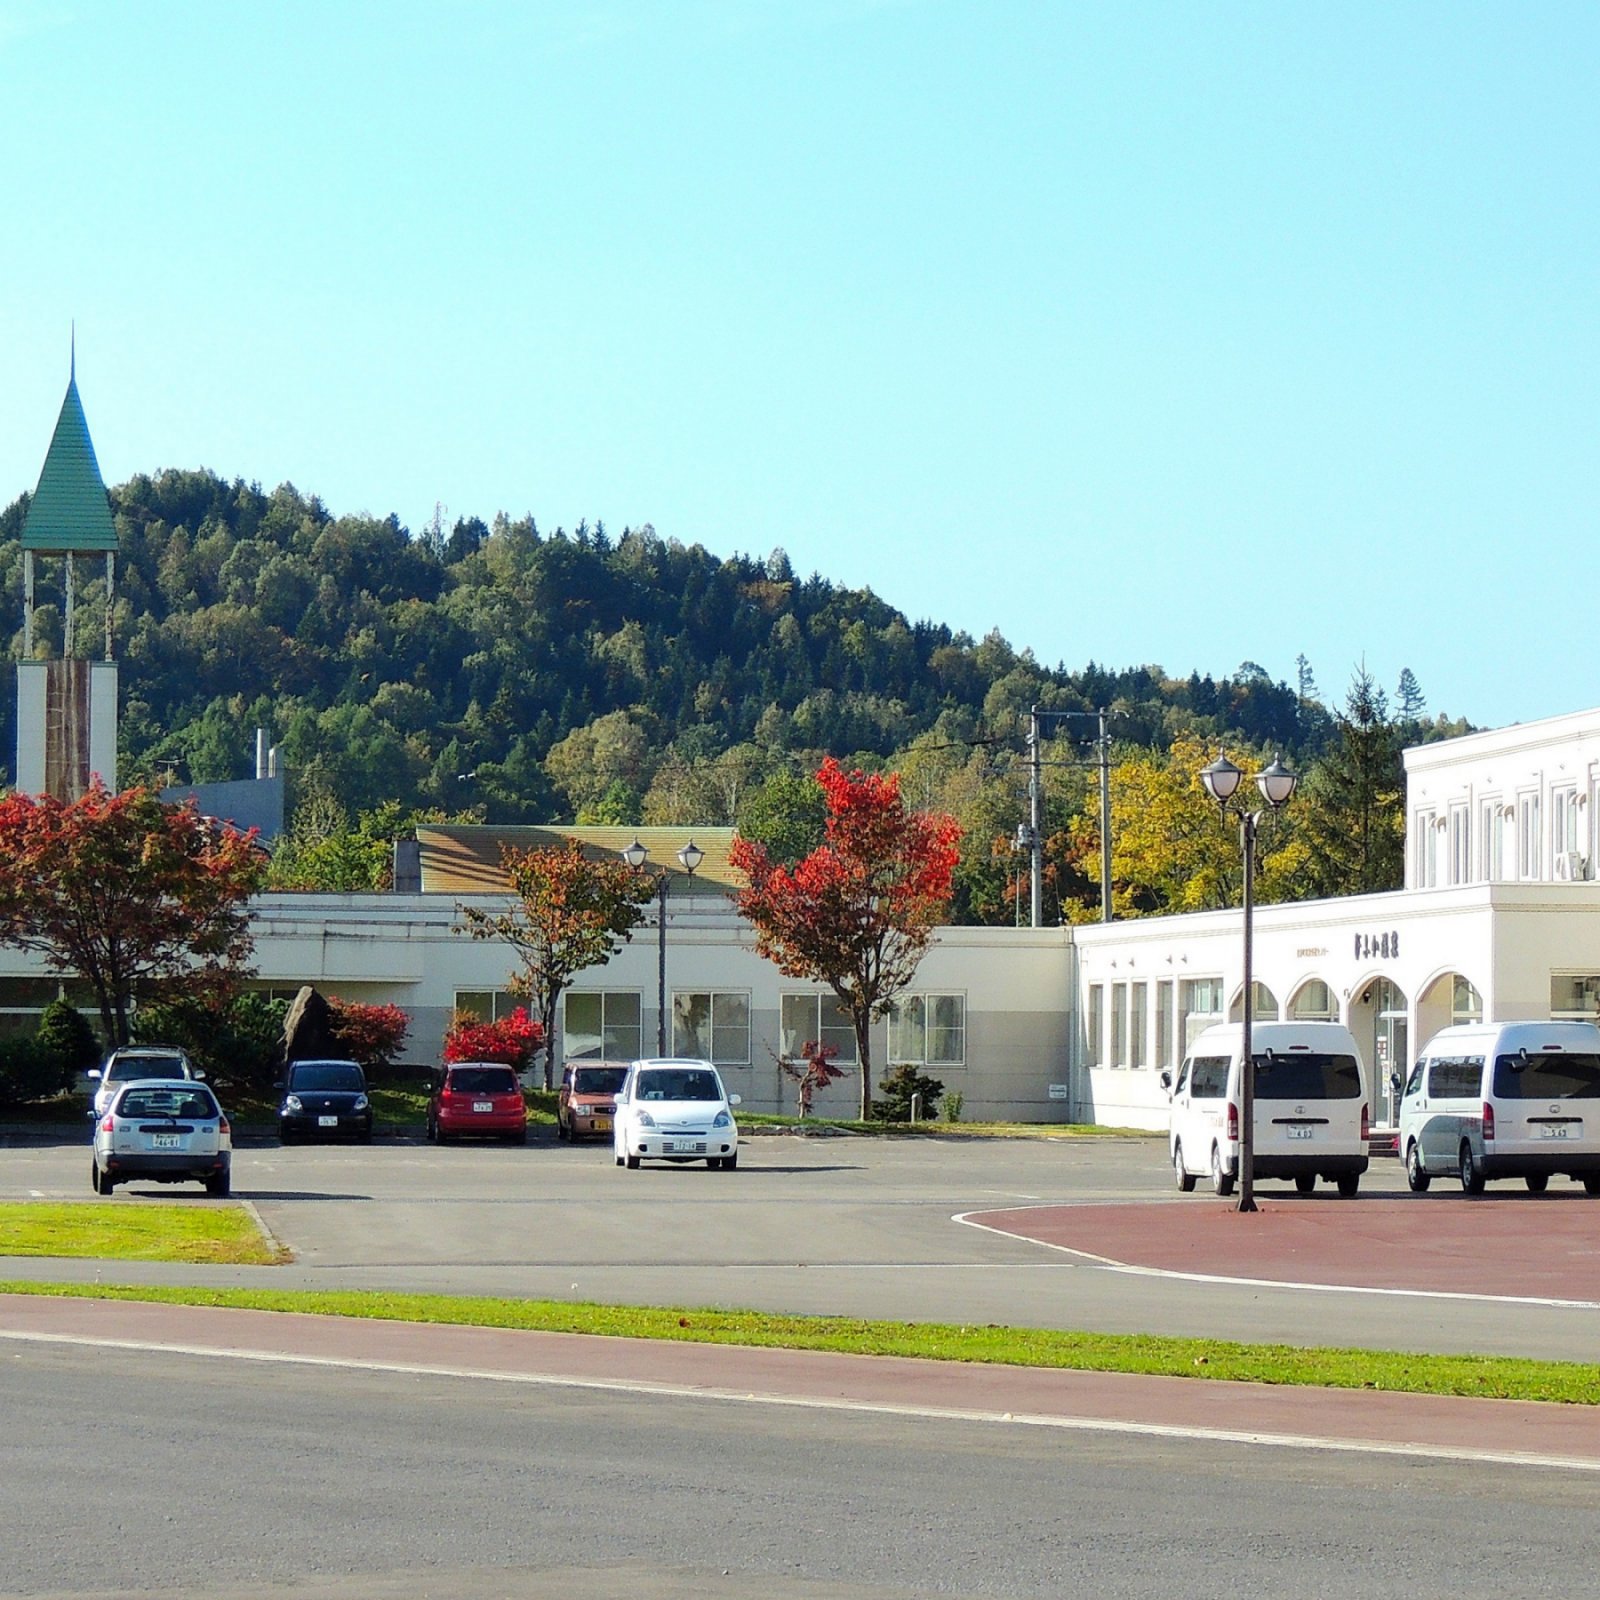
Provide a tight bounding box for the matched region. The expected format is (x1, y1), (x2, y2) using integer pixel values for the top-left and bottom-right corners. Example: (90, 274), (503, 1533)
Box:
(1085, 977), (1226, 1071)
(1415, 785), (1594, 887)
(454, 988), (967, 1069)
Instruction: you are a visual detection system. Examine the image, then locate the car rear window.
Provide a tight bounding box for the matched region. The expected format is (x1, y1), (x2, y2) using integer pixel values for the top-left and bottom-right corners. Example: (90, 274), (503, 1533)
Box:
(635, 1068), (722, 1102)
(446, 1067), (519, 1094)
(1493, 1051), (1600, 1100)
(110, 1055), (187, 1080)
(290, 1063), (366, 1092)
(1188, 1056), (1230, 1098)
(117, 1086), (218, 1119)
(1252, 1052), (1362, 1100)
(573, 1066), (627, 1095)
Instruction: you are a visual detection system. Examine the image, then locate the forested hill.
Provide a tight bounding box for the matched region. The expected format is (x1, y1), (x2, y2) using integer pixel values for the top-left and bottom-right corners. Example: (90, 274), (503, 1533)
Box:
(0, 467), (1464, 917)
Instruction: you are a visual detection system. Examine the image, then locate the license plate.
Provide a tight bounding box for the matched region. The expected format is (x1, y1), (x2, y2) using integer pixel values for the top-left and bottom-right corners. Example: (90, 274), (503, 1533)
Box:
(152, 1133), (182, 1149)
(473, 1101), (494, 1112)
(318, 1115), (338, 1127)
(667, 1139), (703, 1154)
(1286, 1125), (1314, 1140)
(1542, 1125), (1571, 1139)
(594, 1117), (612, 1132)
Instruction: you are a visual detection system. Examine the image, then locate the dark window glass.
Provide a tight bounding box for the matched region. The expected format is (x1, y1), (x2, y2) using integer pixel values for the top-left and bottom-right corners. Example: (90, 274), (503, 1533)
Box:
(445, 1067), (519, 1095)
(1428, 1057), (1484, 1099)
(118, 1087), (218, 1119)
(1493, 1052), (1600, 1100)
(1252, 1052), (1362, 1100)
(573, 1066), (628, 1095)
(289, 1063), (366, 1092)
(1403, 1062), (1425, 1098)
(635, 1068), (722, 1102)
(1189, 1056), (1230, 1098)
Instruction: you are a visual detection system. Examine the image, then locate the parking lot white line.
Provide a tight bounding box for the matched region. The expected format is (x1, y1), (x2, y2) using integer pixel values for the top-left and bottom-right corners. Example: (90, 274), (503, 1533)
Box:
(951, 1210), (1600, 1312)
(2, 1325), (1594, 1474)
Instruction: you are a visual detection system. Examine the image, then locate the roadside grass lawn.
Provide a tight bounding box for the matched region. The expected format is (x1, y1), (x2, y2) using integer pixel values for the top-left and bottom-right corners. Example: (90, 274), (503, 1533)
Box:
(0, 1203), (285, 1265)
(0, 1278), (1593, 1407)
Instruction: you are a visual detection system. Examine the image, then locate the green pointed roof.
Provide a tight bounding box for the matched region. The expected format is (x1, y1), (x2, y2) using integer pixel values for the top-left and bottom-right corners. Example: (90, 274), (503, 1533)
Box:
(21, 373), (119, 553)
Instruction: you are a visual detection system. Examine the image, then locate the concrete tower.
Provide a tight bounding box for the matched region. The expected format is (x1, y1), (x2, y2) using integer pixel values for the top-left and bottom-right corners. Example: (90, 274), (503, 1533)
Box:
(16, 343), (119, 798)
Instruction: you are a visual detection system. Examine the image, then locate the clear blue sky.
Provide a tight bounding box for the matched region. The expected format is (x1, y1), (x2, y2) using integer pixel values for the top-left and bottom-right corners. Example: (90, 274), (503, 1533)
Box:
(3, 1), (1595, 730)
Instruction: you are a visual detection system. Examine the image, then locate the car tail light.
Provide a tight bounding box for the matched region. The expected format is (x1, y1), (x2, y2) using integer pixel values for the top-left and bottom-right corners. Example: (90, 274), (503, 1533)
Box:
(1360, 1103), (1369, 1142)
(218, 1116), (230, 1136)
(1482, 1101), (1495, 1142)
(1226, 1102), (1238, 1143)
(99, 1115), (115, 1134)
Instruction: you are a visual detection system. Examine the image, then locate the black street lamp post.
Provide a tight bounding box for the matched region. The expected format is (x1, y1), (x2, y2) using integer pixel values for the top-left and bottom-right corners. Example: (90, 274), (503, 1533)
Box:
(1199, 752), (1298, 1213)
(620, 837), (704, 1057)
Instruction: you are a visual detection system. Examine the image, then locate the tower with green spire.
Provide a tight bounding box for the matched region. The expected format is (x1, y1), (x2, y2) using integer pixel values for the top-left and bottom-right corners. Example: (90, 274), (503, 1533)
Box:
(16, 341), (119, 800)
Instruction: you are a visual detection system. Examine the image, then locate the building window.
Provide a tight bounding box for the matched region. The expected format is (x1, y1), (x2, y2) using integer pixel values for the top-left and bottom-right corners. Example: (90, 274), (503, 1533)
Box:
(780, 993), (857, 1063)
(1155, 980), (1174, 1069)
(1517, 793), (1541, 879)
(1551, 974), (1600, 1021)
(454, 989), (524, 1023)
(1129, 981), (1148, 1069)
(1479, 799), (1503, 881)
(564, 991), (642, 1060)
(1552, 786), (1581, 878)
(671, 991), (750, 1065)
(1448, 804), (1469, 885)
(1177, 977), (1222, 1050)
(1289, 979), (1336, 1021)
(1086, 985), (1104, 1068)
(1414, 811), (1438, 887)
(1451, 976), (1483, 1024)
(1109, 982), (1128, 1068)
(889, 993), (966, 1067)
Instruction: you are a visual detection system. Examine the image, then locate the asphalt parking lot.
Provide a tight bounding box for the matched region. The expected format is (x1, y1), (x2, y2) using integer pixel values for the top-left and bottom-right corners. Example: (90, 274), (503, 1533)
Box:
(3, 1129), (1597, 1361)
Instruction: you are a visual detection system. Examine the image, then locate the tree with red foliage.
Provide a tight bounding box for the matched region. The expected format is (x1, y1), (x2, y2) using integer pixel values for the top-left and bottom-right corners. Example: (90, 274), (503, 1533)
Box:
(458, 839), (651, 1088)
(731, 759), (961, 1118)
(326, 998), (412, 1072)
(0, 781), (266, 1047)
(442, 1007), (543, 1074)
(778, 1039), (847, 1119)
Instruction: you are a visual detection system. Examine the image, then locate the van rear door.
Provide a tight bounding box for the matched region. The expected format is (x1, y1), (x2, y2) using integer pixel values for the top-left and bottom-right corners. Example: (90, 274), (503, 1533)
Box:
(1253, 1046), (1363, 1159)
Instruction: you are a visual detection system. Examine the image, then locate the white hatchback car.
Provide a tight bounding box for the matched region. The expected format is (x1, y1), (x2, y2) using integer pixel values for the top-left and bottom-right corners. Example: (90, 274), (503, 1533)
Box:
(612, 1058), (741, 1170)
(92, 1078), (232, 1196)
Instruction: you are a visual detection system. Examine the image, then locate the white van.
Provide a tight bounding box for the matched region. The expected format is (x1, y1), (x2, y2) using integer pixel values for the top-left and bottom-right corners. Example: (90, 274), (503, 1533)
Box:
(1162, 1021), (1370, 1197)
(1397, 1020), (1600, 1195)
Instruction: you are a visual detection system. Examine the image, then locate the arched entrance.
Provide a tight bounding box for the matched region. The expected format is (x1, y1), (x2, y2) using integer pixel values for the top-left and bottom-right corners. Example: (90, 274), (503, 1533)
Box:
(1416, 971), (1483, 1054)
(1347, 977), (1408, 1124)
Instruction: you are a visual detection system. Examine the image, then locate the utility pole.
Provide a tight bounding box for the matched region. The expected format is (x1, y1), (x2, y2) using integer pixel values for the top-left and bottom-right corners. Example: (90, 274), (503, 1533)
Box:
(1098, 707), (1112, 925)
(1024, 705), (1117, 929)
(1029, 706), (1043, 930)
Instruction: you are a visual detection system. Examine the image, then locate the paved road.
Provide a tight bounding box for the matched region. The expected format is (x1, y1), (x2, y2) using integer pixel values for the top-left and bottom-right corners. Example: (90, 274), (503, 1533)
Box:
(5, 1319), (1600, 1600)
(3, 1133), (1597, 1361)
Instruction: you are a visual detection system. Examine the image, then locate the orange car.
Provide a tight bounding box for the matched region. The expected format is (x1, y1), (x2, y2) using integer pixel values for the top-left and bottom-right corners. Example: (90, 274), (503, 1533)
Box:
(557, 1061), (628, 1141)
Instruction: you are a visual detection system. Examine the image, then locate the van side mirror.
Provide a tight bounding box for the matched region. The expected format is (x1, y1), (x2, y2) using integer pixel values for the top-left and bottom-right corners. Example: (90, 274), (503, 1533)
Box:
(1388, 1070), (1401, 1095)
(729, 1093), (742, 1107)
(193, 1069), (206, 1080)
(87, 1069), (102, 1081)
(1158, 1069), (1172, 1095)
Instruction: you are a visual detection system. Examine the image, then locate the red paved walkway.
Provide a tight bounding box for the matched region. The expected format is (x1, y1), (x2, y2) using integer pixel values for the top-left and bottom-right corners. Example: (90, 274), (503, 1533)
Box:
(2, 1293), (1597, 1469)
(964, 1196), (1600, 1302)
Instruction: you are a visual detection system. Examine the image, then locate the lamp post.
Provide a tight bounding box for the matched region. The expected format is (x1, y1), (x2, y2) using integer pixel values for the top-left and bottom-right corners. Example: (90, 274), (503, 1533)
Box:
(1199, 752), (1298, 1213)
(621, 837), (704, 1056)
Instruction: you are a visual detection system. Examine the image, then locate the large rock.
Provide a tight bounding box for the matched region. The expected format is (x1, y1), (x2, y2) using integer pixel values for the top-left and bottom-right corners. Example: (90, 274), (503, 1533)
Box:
(281, 985), (340, 1066)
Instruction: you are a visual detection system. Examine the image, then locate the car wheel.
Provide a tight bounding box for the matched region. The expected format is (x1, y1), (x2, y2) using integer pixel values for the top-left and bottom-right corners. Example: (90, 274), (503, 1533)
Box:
(724, 1151), (737, 1171)
(1294, 1174), (1316, 1195)
(205, 1168), (231, 1199)
(614, 1152), (624, 1167)
(625, 1153), (640, 1170)
(1405, 1141), (1431, 1193)
(91, 1160), (108, 1196)
(1525, 1173), (1549, 1193)
(706, 1156), (722, 1170)
(359, 1127), (373, 1145)
(1584, 1175), (1600, 1196)
(1335, 1173), (1359, 1198)
(1173, 1141), (1196, 1193)
(511, 1127), (527, 1146)
(1459, 1141), (1485, 1195)
(425, 1119), (436, 1143)
(1210, 1143), (1234, 1197)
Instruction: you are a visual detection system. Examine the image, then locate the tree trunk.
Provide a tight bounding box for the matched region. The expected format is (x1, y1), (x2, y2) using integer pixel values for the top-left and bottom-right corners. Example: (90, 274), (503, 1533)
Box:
(541, 985), (560, 1091)
(854, 1008), (874, 1120)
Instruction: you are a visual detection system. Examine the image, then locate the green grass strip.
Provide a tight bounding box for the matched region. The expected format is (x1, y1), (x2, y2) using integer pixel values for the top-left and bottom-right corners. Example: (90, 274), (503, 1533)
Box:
(0, 1278), (1592, 1406)
(0, 1205), (284, 1266)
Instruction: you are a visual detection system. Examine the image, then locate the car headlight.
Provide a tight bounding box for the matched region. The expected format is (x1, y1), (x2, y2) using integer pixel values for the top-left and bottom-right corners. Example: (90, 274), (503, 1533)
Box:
(283, 1094), (303, 1113)
(712, 1110), (732, 1129)
(636, 1110), (656, 1128)
(354, 1094), (370, 1111)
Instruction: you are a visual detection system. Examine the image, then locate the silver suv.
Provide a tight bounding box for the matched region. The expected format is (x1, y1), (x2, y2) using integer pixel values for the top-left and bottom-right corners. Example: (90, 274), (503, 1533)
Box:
(88, 1047), (198, 1118)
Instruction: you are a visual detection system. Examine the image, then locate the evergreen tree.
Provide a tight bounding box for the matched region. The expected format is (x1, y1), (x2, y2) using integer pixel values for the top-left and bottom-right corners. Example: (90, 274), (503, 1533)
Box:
(1396, 667), (1426, 721)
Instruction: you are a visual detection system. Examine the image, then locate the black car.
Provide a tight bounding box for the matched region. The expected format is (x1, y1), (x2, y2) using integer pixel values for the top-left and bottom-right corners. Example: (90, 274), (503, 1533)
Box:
(278, 1059), (373, 1144)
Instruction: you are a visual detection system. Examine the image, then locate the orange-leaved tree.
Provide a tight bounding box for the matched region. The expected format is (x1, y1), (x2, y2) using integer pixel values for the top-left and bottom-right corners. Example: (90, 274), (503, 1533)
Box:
(0, 781), (266, 1046)
(457, 839), (651, 1088)
(731, 759), (961, 1118)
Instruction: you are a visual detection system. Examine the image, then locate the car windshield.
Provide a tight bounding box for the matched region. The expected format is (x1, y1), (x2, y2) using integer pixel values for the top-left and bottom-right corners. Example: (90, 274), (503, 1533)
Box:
(1252, 1051), (1362, 1100)
(573, 1066), (627, 1096)
(110, 1055), (187, 1080)
(635, 1067), (722, 1102)
(290, 1064), (365, 1092)
(446, 1067), (519, 1094)
(117, 1086), (217, 1120)
(1493, 1051), (1600, 1099)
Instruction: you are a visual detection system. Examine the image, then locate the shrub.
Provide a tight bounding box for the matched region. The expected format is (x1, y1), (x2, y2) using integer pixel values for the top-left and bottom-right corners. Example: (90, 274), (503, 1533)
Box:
(34, 999), (100, 1091)
(327, 999), (411, 1071)
(777, 1040), (848, 1118)
(871, 1061), (944, 1122)
(136, 993), (289, 1097)
(0, 1037), (66, 1108)
(941, 1090), (964, 1124)
(443, 1008), (542, 1073)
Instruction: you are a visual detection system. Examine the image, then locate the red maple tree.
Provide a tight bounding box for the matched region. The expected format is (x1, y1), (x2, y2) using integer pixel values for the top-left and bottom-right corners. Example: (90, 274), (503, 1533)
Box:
(731, 759), (961, 1117)
(0, 781), (266, 1046)
(327, 998), (412, 1071)
(443, 1007), (543, 1071)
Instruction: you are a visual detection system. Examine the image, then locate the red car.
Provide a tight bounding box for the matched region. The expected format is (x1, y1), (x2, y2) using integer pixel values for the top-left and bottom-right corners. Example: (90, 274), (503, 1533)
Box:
(557, 1061), (628, 1141)
(427, 1062), (528, 1144)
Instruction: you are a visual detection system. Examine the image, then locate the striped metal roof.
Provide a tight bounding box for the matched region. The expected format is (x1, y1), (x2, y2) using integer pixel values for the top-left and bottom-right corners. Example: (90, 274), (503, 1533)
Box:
(22, 374), (118, 553)
(417, 825), (740, 896)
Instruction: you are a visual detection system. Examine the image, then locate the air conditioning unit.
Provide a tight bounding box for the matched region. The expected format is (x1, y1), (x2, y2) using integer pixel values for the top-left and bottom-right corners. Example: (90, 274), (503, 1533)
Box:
(1554, 851), (1588, 881)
